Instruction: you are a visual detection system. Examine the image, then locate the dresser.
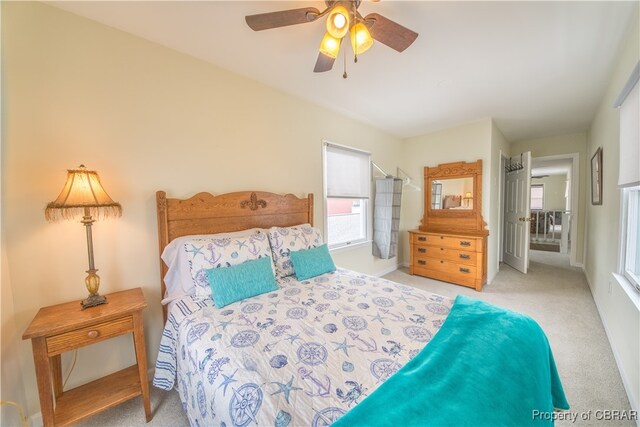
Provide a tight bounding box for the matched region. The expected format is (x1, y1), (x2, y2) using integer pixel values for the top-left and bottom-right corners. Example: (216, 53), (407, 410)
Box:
(409, 229), (487, 291)
(410, 159), (489, 291)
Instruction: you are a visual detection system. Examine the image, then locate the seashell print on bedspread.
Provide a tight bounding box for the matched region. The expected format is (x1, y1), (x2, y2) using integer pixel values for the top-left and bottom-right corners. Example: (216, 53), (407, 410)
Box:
(153, 268), (453, 427)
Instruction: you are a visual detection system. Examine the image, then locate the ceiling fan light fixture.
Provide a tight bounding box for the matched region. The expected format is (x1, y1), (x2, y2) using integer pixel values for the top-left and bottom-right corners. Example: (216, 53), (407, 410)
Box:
(319, 31), (341, 59)
(326, 5), (350, 38)
(350, 22), (373, 55)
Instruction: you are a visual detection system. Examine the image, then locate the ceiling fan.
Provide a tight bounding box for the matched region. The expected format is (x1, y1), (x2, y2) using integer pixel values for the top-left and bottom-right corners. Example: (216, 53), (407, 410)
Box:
(245, 1), (418, 76)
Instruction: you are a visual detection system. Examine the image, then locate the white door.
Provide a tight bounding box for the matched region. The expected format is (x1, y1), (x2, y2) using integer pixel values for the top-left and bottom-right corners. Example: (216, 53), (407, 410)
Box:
(503, 152), (532, 273)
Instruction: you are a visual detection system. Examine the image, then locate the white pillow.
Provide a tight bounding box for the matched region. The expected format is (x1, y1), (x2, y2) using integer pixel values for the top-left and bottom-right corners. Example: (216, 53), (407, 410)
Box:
(160, 228), (266, 304)
(267, 224), (323, 278)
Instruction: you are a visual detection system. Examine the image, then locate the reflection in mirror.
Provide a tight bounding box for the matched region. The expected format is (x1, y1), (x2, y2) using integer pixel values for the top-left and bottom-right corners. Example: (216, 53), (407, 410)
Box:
(431, 177), (474, 210)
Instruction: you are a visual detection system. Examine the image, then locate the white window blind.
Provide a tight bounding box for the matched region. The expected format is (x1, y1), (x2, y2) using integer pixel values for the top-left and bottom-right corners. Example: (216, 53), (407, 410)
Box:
(325, 143), (371, 199)
(531, 184), (544, 210)
(615, 62), (639, 188)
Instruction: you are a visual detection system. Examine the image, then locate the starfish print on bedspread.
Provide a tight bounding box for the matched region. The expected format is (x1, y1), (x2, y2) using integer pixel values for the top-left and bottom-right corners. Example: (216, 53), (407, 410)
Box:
(270, 376), (302, 404)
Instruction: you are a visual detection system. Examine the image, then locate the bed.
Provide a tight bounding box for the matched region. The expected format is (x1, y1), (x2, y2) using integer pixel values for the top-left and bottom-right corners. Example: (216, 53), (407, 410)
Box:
(152, 190), (568, 427)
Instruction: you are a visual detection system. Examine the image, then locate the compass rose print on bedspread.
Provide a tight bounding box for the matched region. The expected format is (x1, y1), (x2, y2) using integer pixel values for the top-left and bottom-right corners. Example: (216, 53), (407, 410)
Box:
(229, 383), (263, 427)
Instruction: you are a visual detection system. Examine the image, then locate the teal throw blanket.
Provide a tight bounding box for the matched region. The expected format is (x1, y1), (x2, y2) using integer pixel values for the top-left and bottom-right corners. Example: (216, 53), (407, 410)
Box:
(333, 295), (569, 427)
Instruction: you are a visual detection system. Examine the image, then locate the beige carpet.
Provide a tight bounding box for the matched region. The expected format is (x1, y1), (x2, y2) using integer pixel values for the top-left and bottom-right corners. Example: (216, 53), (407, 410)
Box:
(77, 250), (633, 426)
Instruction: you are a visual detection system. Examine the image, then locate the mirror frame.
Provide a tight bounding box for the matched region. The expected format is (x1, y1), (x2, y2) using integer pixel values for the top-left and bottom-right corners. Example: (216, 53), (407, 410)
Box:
(421, 160), (487, 233)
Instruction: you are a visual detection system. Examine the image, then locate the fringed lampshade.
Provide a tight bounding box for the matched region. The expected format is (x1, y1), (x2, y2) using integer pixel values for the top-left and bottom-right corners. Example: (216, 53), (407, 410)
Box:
(45, 165), (122, 308)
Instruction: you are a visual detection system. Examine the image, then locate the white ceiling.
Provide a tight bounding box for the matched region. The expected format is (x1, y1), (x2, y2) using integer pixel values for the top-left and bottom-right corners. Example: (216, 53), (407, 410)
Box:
(48, 1), (637, 141)
(531, 158), (572, 176)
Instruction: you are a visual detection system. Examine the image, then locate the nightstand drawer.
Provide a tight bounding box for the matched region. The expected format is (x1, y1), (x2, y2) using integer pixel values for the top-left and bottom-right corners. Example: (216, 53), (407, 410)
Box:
(46, 316), (133, 355)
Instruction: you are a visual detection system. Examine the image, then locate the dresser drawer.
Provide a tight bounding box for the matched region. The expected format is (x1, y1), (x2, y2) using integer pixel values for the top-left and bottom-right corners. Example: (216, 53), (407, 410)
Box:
(413, 245), (477, 266)
(412, 266), (478, 288)
(412, 234), (478, 251)
(46, 316), (134, 355)
(412, 258), (478, 276)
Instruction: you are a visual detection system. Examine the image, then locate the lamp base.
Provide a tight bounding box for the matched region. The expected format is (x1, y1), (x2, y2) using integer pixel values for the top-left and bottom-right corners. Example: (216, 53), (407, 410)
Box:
(81, 294), (108, 309)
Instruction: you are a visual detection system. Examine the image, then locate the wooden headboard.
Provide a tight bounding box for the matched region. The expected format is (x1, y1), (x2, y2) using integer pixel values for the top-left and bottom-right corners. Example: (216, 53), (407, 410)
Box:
(156, 190), (314, 321)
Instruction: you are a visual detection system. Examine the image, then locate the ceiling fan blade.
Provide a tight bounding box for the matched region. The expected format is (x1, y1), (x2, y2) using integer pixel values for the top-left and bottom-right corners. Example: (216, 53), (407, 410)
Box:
(246, 7), (320, 31)
(314, 52), (335, 73)
(364, 13), (418, 52)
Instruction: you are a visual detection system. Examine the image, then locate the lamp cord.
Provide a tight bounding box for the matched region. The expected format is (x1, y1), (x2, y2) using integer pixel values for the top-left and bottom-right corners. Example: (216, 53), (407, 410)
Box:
(63, 350), (79, 389)
(0, 401), (29, 427)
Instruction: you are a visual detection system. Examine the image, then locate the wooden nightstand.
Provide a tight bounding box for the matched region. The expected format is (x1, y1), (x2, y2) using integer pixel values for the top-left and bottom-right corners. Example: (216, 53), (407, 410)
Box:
(23, 288), (152, 427)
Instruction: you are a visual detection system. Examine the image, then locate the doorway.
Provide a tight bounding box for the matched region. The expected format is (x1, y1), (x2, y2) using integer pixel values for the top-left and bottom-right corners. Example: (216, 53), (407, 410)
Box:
(529, 154), (579, 267)
(498, 152), (580, 272)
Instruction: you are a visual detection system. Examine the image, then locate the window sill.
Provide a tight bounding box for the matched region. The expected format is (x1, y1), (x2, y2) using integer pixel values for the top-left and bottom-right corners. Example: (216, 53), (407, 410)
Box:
(612, 273), (640, 311)
(329, 240), (371, 254)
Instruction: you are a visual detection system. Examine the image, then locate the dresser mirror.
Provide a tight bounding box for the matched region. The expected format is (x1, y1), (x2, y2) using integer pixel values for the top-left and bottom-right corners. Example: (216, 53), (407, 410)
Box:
(421, 160), (487, 233)
(431, 177), (474, 210)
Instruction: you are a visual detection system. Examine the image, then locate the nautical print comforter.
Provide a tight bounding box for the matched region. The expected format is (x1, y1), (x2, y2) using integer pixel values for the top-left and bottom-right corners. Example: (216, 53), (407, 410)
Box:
(153, 268), (453, 427)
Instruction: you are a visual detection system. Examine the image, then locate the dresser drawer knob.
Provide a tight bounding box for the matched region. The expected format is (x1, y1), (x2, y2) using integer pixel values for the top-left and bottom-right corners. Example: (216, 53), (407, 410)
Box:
(459, 268), (470, 274)
(459, 254), (471, 259)
(417, 237), (426, 242)
(418, 248), (426, 253)
(459, 241), (471, 247)
(417, 260), (426, 265)
(87, 330), (99, 339)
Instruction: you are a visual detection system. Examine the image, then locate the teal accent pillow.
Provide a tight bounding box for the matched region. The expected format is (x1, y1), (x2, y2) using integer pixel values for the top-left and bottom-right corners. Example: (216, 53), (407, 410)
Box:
(206, 256), (278, 308)
(289, 244), (336, 280)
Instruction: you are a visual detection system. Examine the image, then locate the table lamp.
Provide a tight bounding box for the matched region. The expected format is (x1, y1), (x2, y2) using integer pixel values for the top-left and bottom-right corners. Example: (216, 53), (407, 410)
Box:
(45, 165), (122, 309)
(463, 192), (473, 207)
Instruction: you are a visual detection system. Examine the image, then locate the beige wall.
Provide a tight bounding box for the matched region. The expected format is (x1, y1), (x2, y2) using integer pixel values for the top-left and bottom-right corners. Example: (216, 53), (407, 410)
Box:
(400, 119), (503, 281)
(1, 238), (29, 427)
(585, 7), (639, 412)
(511, 133), (587, 264)
(531, 175), (568, 211)
(1, 2), (402, 416)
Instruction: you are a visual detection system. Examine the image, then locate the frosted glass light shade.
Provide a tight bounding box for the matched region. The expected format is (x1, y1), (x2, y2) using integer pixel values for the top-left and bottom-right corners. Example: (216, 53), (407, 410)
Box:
(350, 22), (373, 55)
(326, 5), (350, 39)
(319, 32), (341, 59)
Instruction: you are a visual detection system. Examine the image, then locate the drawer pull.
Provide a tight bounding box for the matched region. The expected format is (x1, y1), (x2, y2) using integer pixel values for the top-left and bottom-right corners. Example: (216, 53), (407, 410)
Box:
(459, 268), (470, 274)
(418, 248), (426, 253)
(459, 254), (471, 259)
(417, 237), (426, 242)
(459, 241), (471, 247)
(87, 330), (99, 339)
(417, 260), (426, 265)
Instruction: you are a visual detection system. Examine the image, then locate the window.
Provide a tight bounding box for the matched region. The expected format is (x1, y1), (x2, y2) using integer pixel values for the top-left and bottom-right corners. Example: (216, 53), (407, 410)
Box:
(615, 62), (639, 292)
(530, 184), (544, 210)
(621, 186), (640, 290)
(323, 142), (371, 248)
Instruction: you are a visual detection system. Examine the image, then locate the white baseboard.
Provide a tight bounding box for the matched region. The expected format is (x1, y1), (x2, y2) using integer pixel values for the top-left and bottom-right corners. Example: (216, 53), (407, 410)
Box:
(582, 267), (639, 423)
(573, 262), (585, 268)
(372, 264), (400, 277)
(401, 262), (410, 268)
(28, 412), (42, 427)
